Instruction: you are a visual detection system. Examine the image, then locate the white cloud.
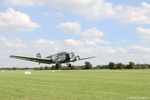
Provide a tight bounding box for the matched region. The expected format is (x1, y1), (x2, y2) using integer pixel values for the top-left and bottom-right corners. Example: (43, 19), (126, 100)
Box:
(4, 0), (150, 24)
(0, 36), (26, 48)
(65, 39), (84, 47)
(136, 27), (150, 40)
(92, 38), (110, 44)
(56, 22), (109, 46)
(56, 22), (104, 37)
(34, 39), (60, 51)
(85, 40), (97, 46)
(128, 45), (150, 53)
(115, 2), (150, 24)
(56, 21), (81, 34)
(0, 8), (40, 31)
(4, 42), (26, 48)
(72, 0), (115, 19)
(98, 47), (117, 54)
(0, 36), (7, 42)
(85, 38), (110, 46)
(81, 28), (103, 37)
(5, 0), (115, 19)
(117, 48), (127, 53)
(5, 0), (41, 6)
(1, 36), (150, 66)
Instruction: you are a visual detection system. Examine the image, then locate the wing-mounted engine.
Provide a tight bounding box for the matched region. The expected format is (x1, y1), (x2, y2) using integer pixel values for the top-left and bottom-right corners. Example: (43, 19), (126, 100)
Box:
(52, 56), (59, 63)
(73, 56), (80, 62)
(69, 52), (75, 59)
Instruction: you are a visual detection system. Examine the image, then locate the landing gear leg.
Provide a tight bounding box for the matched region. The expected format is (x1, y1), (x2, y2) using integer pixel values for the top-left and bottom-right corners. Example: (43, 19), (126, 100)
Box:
(67, 63), (71, 68)
(55, 63), (59, 69)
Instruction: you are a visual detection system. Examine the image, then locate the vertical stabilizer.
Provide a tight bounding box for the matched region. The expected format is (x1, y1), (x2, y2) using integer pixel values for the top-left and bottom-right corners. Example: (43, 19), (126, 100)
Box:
(36, 53), (42, 58)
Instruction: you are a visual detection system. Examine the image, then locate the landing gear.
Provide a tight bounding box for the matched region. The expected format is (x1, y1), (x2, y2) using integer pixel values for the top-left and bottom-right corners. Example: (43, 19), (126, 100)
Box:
(67, 63), (71, 68)
(55, 63), (60, 69)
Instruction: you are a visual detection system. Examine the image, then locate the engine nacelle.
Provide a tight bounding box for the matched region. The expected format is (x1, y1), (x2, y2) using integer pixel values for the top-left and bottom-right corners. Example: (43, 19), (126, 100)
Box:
(69, 52), (75, 59)
(73, 56), (80, 61)
(52, 56), (59, 63)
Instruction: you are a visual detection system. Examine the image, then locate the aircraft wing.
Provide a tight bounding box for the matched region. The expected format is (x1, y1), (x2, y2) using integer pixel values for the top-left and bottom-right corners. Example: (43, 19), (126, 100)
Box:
(69, 56), (96, 62)
(10, 55), (53, 64)
(79, 56), (96, 60)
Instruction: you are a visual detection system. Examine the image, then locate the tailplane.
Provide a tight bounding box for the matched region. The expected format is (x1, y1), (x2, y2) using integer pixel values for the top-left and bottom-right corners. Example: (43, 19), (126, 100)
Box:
(36, 53), (42, 58)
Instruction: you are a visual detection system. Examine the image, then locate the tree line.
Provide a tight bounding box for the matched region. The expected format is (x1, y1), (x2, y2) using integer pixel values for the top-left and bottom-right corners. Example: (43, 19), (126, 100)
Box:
(108, 62), (149, 69)
(0, 61), (149, 70)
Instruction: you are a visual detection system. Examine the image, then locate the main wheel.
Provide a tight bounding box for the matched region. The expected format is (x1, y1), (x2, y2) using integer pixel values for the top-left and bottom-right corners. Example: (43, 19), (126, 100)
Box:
(68, 63), (71, 68)
(56, 63), (59, 69)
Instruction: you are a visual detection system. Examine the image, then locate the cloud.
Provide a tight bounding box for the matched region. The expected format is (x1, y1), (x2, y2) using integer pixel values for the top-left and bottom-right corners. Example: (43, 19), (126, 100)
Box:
(5, 1), (150, 23)
(0, 36), (26, 48)
(81, 28), (103, 37)
(1, 36), (150, 66)
(42, 12), (63, 17)
(128, 45), (150, 53)
(65, 39), (84, 47)
(56, 21), (81, 34)
(0, 8), (40, 31)
(115, 2), (150, 24)
(5, 0), (115, 19)
(85, 38), (110, 46)
(5, 0), (41, 6)
(72, 0), (115, 19)
(56, 21), (104, 37)
(0, 36), (7, 41)
(34, 39), (60, 51)
(136, 27), (150, 40)
(56, 21), (109, 46)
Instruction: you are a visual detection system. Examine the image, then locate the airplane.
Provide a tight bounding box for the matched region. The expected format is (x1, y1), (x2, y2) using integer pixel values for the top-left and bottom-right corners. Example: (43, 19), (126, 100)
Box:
(10, 51), (96, 67)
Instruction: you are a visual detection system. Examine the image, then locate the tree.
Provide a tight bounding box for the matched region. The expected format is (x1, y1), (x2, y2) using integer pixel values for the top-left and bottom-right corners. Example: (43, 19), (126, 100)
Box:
(44, 66), (50, 70)
(142, 64), (149, 69)
(70, 65), (80, 70)
(116, 63), (125, 69)
(51, 64), (62, 70)
(109, 62), (116, 69)
(93, 65), (100, 69)
(84, 61), (92, 69)
(126, 62), (135, 69)
(55, 64), (62, 70)
(51, 65), (56, 70)
(61, 66), (70, 70)
(13, 67), (17, 70)
(34, 67), (40, 70)
(39, 66), (44, 70)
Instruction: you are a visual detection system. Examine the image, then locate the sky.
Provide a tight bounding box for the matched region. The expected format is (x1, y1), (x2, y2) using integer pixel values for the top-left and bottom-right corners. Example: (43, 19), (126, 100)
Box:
(0, 0), (150, 67)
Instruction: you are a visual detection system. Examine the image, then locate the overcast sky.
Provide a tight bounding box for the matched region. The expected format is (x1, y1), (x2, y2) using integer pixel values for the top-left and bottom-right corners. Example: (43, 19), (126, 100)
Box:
(0, 0), (150, 67)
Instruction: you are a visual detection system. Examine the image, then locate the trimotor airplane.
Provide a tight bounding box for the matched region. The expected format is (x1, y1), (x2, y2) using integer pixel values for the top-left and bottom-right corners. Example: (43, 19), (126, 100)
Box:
(10, 51), (96, 67)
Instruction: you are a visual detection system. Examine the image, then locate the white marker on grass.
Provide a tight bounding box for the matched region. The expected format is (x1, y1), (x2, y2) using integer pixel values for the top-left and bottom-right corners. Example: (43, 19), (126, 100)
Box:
(24, 71), (31, 74)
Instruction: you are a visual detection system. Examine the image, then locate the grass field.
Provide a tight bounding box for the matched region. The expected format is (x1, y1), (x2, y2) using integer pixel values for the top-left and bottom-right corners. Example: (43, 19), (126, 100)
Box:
(0, 70), (149, 100)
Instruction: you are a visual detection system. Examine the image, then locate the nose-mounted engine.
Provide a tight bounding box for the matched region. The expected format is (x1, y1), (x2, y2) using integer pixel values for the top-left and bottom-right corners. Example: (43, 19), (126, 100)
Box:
(69, 52), (75, 59)
(73, 56), (80, 61)
(69, 52), (80, 62)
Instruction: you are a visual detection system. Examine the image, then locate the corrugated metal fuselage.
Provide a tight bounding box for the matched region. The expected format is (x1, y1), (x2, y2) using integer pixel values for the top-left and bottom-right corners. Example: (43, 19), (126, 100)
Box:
(45, 52), (71, 63)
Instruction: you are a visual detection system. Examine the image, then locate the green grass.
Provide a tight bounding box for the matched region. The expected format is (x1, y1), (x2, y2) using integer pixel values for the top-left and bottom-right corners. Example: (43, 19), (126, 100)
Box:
(0, 70), (150, 100)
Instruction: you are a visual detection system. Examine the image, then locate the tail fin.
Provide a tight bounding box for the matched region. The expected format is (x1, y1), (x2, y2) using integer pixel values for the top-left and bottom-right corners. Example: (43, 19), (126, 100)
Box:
(36, 53), (42, 58)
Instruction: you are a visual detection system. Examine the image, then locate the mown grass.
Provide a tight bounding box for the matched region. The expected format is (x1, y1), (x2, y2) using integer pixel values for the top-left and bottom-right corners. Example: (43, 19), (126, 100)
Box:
(0, 70), (149, 100)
